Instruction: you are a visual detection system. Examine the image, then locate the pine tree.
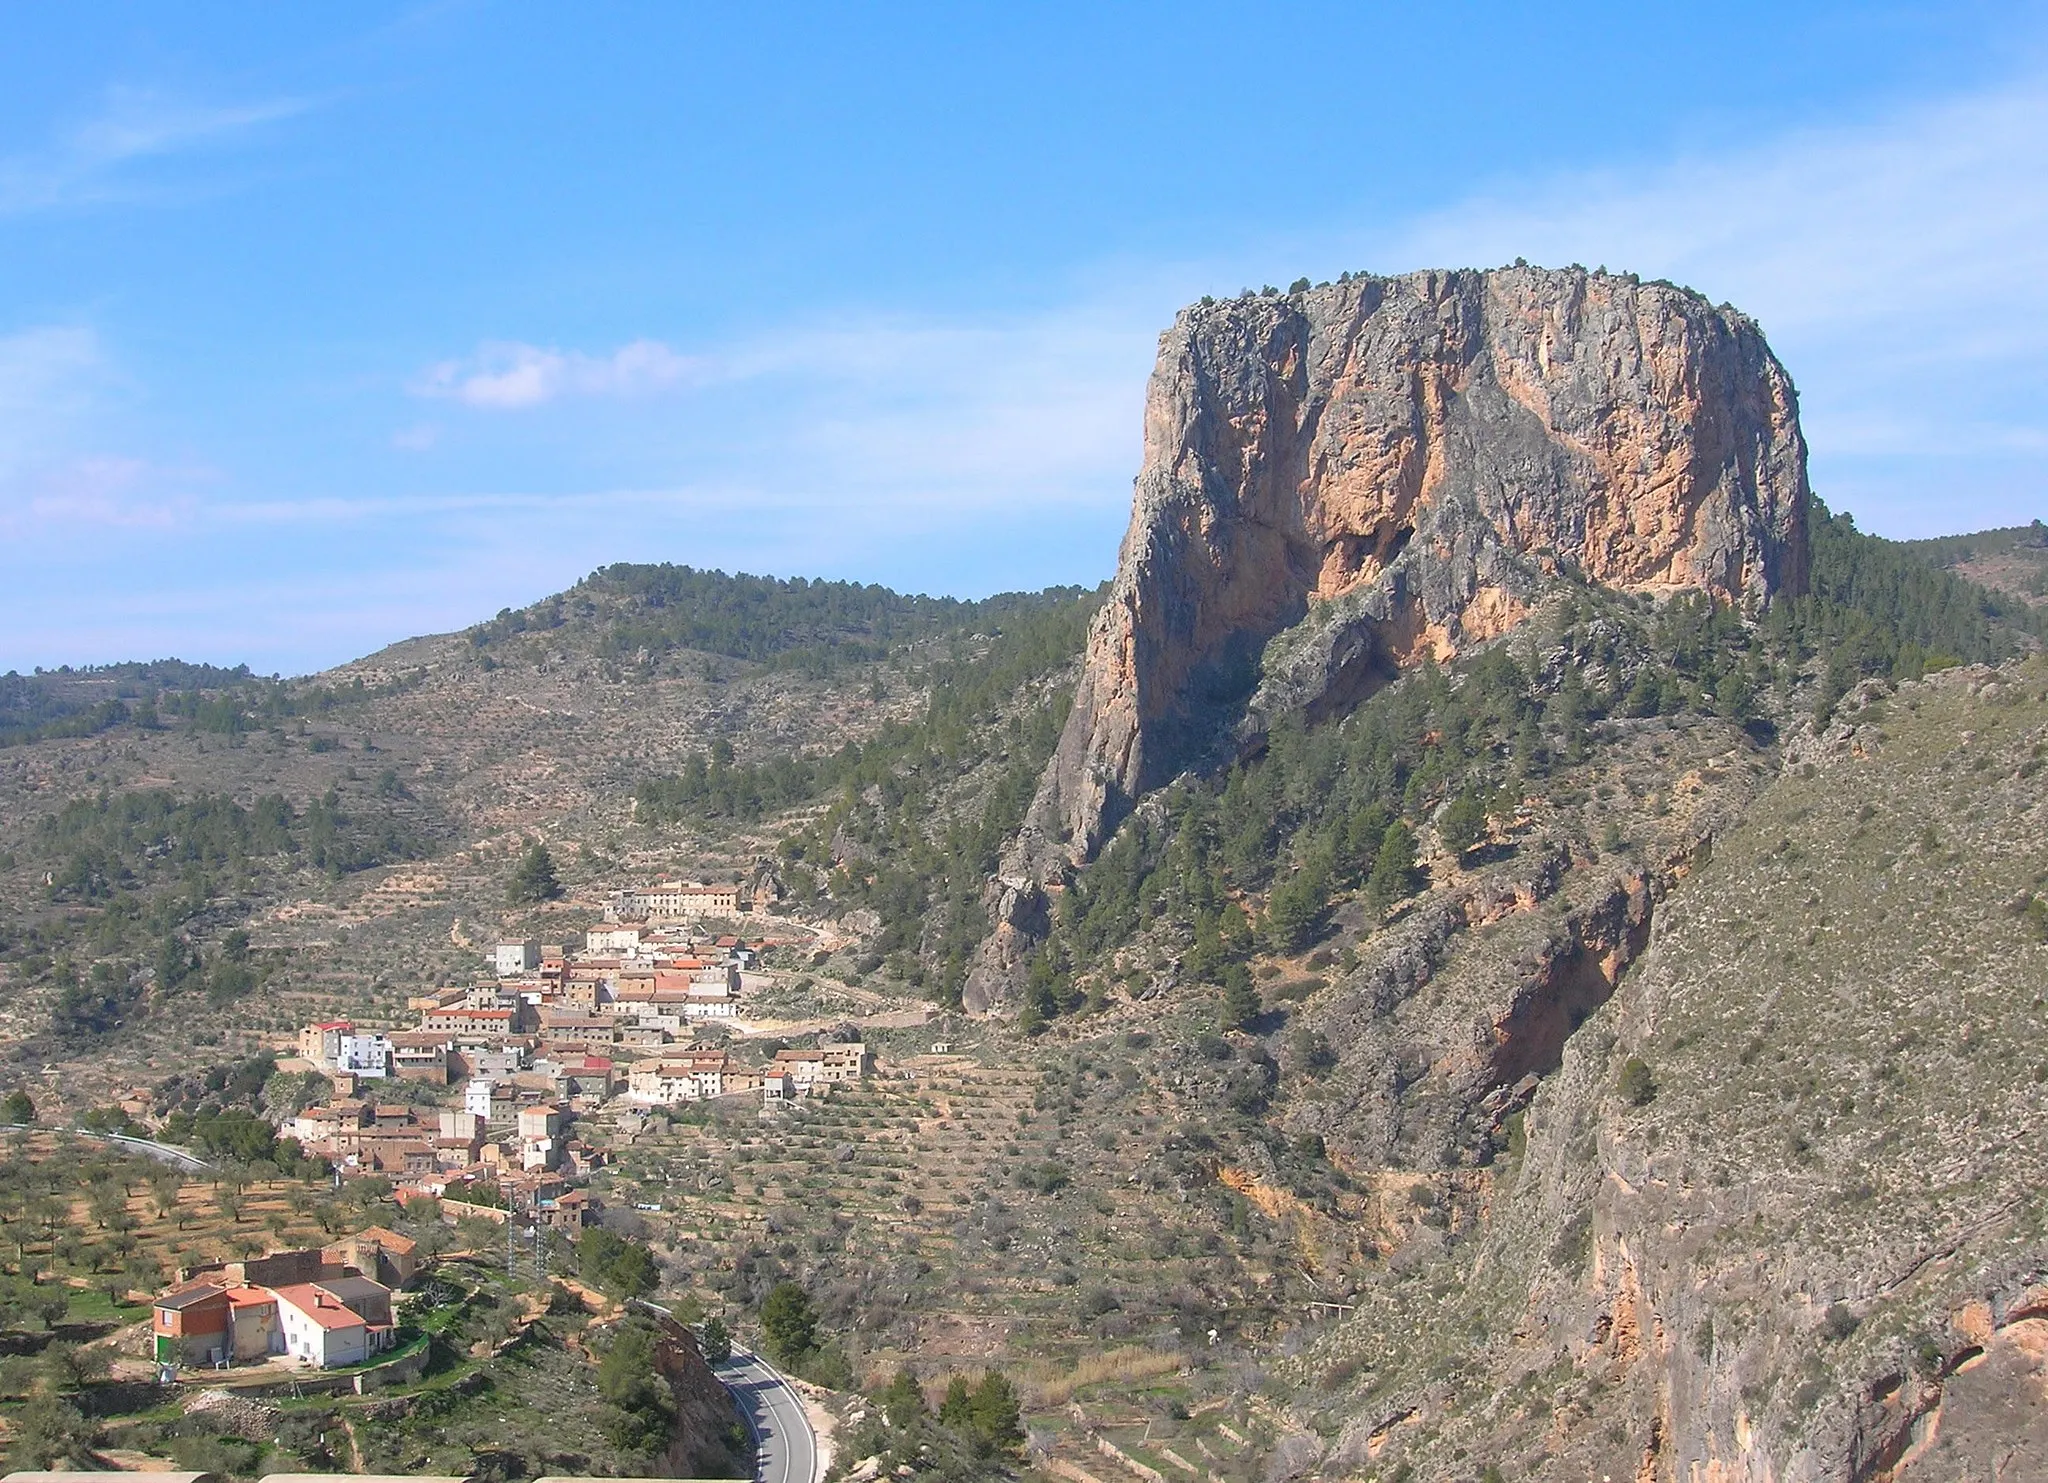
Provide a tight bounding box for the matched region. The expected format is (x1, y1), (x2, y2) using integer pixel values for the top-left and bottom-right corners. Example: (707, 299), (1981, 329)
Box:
(1265, 858), (1331, 952)
(699, 1315), (731, 1364)
(1367, 822), (1419, 909)
(938, 1374), (974, 1427)
(760, 1281), (818, 1364)
(1219, 963), (1260, 1031)
(968, 1370), (1023, 1450)
(507, 842), (562, 904)
(1437, 788), (1490, 857)
(880, 1368), (927, 1428)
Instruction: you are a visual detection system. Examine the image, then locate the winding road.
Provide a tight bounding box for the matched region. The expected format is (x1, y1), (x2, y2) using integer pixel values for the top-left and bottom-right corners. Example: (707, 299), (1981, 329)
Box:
(716, 1347), (821, 1483)
(1, 1124), (211, 1172)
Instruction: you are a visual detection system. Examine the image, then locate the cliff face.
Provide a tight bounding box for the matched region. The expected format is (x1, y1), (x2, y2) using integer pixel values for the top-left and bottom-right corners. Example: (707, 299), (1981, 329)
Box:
(1025, 266), (1809, 875)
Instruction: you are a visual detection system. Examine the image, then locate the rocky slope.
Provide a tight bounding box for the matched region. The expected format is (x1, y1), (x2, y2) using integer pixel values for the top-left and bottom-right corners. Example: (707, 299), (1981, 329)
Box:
(1280, 660), (2048, 1482)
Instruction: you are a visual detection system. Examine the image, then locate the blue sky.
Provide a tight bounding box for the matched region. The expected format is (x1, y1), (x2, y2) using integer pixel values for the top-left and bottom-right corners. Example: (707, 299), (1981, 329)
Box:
(5, 1), (2047, 674)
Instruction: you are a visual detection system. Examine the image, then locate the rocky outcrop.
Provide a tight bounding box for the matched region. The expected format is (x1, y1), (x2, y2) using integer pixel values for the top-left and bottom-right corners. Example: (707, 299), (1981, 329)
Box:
(965, 265), (1809, 1013)
(644, 1311), (751, 1479)
(1031, 265), (1807, 870)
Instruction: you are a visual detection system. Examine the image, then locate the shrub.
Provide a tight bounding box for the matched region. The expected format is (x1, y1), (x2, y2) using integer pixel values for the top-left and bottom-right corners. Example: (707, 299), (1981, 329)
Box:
(1550, 1210), (1593, 1271)
(1617, 1057), (1657, 1106)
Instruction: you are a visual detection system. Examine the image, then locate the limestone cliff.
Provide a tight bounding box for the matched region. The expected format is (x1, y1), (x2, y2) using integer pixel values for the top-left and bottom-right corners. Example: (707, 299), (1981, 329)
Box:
(1032, 265), (1808, 873)
(965, 265), (1809, 1013)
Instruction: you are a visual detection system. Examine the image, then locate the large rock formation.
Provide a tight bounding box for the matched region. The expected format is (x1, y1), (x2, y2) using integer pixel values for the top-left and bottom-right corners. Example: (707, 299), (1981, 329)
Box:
(967, 265), (1810, 1012)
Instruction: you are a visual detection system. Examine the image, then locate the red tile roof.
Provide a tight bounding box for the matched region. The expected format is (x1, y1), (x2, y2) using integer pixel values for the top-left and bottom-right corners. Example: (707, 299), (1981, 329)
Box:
(273, 1283), (368, 1330)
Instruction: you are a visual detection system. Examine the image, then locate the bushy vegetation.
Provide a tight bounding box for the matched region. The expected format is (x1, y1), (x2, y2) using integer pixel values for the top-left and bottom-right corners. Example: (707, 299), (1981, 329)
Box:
(595, 1314), (678, 1455)
(1894, 517), (2048, 570)
(837, 1366), (1024, 1482)
(0, 661), (257, 748)
(0, 659), (429, 750)
(575, 1226), (659, 1299)
(39, 787), (429, 891)
(636, 742), (829, 825)
(1795, 502), (2048, 704)
(1007, 508), (2048, 1029)
(3, 784), (432, 1045)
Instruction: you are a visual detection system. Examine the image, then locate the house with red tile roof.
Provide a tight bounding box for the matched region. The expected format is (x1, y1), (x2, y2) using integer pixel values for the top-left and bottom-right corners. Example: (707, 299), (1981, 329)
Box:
(273, 1282), (385, 1367)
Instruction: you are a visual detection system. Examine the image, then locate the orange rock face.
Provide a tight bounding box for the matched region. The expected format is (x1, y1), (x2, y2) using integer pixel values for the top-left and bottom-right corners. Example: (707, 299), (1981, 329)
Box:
(1030, 266), (1809, 871)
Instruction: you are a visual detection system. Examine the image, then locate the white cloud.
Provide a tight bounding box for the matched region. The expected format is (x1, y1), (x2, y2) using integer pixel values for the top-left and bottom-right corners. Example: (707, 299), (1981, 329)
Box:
(0, 86), (312, 215)
(21, 66), (2048, 672)
(404, 302), (1157, 511)
(25, 454), (194, 527)
(413, 338), (700, 408)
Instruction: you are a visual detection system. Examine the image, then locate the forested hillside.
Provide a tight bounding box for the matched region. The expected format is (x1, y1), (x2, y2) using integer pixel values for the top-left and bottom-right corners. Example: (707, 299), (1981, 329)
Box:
(469, 562), (1100, 678)
(1894, 515), (2048, 606)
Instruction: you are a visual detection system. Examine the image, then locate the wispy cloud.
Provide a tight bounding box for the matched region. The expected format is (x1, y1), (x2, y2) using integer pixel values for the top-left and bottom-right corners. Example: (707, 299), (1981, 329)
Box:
(15, 65), (2048, 672)
(0, 86), (312, 215)
(23, 455), (198, 528)
(0, 325), (102, 476)
(0, 323), (209, 530)
(405, 302), (1156, 507)
(413, 338), (701, 408)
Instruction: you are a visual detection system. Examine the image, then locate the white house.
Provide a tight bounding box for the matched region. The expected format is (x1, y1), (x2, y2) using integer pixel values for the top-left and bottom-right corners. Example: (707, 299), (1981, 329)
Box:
(494, 941), (540, 976)
(771, 1042), (869, 1091)
(517, 1103), (565, 1171)
(682, 988), (737, 1019)
(585, 925), (644, 954)
(609, 882), (743, 921)
(273, 1283), (372, 1368)
(464, 1079), (496, 1118)
(334, 1034), (393, 1078)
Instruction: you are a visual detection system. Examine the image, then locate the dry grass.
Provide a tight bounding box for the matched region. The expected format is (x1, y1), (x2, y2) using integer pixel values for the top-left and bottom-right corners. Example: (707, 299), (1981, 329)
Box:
(1013, 1346), (1186, 1407)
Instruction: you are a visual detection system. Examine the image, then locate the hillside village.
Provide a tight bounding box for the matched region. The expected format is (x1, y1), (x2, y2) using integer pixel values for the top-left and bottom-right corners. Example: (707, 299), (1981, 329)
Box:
(117, 877), (883, 1372)
(274, 880), (869, 1237)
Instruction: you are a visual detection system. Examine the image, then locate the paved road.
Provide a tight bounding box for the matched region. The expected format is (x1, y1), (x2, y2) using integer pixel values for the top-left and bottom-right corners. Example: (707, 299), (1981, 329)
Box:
(717, 1347), (820, 1483)
(1, 1124), (211, 1172)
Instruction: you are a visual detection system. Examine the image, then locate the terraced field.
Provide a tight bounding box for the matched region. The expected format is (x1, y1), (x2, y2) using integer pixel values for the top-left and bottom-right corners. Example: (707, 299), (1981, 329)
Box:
(2, 1130), (381, 1295)
(589, 1047), (1332, 1480)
